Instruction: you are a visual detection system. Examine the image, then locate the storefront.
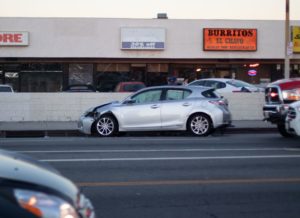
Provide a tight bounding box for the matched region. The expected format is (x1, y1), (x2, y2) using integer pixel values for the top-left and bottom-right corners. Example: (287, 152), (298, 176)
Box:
(0, 18), (300, 92)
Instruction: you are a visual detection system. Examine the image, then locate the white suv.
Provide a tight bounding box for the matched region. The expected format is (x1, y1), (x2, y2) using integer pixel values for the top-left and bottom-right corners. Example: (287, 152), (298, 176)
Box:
(286, 101), (300, 136)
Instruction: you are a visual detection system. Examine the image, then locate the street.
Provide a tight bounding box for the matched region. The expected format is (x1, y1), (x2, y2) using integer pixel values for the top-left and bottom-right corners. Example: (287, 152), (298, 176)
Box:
(1, 133), (300, 218)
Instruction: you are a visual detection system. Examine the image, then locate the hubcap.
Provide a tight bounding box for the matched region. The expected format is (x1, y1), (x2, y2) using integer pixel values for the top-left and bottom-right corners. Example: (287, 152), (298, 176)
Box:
(97, 117), (114, 136)
(191, 116), (209, 135)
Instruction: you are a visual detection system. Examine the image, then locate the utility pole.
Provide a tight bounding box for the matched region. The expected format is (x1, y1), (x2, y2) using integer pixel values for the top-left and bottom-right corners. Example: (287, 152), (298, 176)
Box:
(284, 0), (290, 79)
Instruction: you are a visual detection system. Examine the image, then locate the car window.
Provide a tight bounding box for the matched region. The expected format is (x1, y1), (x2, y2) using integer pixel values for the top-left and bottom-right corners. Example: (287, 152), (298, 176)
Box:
(204, 80), (218, 89)
(227, 80), (256, 88)
(132, 89), (162, 104)
(189, 81), (206, 86)
(166, 89), (191, 101)
(202, 89), (220, 98)
(216, 82), (226, 89)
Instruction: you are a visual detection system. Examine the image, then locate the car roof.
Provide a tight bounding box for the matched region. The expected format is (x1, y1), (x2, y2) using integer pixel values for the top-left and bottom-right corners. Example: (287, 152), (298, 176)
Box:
(191, 78), (239, 82)
(64, 84), (96, 92)
(139, 85), (212, 91)
(118, 81), (145, 85)
(269, 78), (300, 90)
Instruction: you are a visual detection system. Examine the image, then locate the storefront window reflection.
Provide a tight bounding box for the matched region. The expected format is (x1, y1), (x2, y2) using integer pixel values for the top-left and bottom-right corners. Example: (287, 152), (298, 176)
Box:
(95, 63), (169, 92)
(95, 64), (130, 92)
(0, 65), (3, 84)
(69, 64), (93, 85)
(18, 64), (63, 92)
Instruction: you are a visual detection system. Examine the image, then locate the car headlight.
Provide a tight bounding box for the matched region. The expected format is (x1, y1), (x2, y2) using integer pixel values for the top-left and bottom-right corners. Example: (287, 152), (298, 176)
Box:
(282, 89), (300, 101)
(14, 189), (79, 218)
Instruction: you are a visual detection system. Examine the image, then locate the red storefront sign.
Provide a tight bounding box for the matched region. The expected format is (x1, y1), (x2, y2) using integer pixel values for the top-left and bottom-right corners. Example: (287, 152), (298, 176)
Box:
(203, 28), (257, 51)
(0, 32), (29, 46)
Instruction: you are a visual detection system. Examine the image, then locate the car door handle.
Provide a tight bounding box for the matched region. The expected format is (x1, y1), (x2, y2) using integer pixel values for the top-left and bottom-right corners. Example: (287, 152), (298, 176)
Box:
(182, 103), (191, 107)
(151, 104), (160, 109)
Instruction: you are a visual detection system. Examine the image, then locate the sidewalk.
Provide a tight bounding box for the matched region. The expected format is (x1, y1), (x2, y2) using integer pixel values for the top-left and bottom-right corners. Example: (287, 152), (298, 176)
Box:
(0, 120), (276, 138)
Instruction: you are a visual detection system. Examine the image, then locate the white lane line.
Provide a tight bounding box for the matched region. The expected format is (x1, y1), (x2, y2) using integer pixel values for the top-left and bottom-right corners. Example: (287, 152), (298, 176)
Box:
(128, 138), (221, 141)
(0, 138), (78, 143)
(40, 154), (300, 162)
(16, 148), (295, 153)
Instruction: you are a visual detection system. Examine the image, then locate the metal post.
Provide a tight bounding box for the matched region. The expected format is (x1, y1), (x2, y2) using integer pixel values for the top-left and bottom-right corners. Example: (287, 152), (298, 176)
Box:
(284, 0), (290, 79)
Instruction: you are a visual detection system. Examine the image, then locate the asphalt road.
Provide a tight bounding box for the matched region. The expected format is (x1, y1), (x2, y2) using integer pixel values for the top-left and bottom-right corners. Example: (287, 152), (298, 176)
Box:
(1, 133), (300, 218)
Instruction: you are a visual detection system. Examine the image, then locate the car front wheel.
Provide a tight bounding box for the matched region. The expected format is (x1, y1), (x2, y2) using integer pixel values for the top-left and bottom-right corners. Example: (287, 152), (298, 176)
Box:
(95, 115), (118, 137)
(188, 114), (212, 136)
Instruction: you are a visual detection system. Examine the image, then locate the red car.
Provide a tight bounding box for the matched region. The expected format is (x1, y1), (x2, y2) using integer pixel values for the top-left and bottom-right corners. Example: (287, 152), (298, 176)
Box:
(114, 81), (146, 92)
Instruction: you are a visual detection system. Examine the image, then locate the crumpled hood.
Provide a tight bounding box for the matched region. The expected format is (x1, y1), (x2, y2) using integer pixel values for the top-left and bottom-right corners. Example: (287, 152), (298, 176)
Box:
(93, 101), (120, 111)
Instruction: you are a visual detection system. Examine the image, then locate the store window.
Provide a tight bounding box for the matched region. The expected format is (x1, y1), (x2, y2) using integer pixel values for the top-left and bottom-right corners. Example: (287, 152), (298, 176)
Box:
(95, 63), (171, 92)
(147, 64), (168, 86)
(95, 63), (130, 92)
(0, 65), (3, 84)
(19, 64), (63, 92)
(170, 64), (205, 84)
(69, 64), (93, 85)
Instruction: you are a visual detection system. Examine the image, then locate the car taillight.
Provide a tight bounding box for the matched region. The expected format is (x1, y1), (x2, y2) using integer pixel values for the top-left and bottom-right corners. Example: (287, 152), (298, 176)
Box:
(209, 100), (227, 106)
(270, 92), (278, 98)
(265, 87), (280, 103)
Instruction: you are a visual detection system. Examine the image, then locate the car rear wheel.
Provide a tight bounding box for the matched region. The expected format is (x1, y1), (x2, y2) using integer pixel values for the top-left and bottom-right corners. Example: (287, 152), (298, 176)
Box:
(277, 124), (293, 138)
(95, 115), (118, 137)
(188, 114), (212, 136)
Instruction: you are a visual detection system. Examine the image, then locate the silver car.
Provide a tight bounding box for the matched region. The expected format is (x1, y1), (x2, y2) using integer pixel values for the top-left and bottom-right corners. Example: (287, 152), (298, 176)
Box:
(78, 86), (231, 136)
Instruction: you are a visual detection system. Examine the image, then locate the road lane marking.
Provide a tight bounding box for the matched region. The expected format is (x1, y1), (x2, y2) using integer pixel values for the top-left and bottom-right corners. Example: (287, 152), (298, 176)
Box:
(76, 177), (300, 187)
(16, 148), (296, 153)
(40, 154), (300, 162)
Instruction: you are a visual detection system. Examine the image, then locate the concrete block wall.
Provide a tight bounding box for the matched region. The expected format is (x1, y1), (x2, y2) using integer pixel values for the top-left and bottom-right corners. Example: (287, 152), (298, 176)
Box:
(0, 92), (264, 122)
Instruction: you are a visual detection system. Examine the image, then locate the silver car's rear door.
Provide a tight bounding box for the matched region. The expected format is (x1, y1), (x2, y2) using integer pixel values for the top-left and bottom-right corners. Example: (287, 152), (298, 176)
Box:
(161, 88), (194, 130)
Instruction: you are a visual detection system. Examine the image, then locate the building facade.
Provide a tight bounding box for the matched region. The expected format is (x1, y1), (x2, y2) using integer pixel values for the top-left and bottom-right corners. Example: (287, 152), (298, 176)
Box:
(0, 17), (300, 92)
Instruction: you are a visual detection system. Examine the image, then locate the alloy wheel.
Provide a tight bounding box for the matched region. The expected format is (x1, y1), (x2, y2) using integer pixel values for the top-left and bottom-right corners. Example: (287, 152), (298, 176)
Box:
(96, 116), (116, 136)
(189, 114), (211, 136)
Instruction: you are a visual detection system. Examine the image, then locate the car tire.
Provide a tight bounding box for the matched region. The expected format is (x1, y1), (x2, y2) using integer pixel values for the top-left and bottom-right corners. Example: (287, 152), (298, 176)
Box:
(277, 124), (293, 138)
(94, 115), (118, 137)
(187, 113), (212, 136)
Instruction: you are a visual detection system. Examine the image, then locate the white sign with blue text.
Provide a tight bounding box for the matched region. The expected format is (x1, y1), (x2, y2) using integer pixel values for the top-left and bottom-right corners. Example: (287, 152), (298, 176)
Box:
(121, 27), (166, 50)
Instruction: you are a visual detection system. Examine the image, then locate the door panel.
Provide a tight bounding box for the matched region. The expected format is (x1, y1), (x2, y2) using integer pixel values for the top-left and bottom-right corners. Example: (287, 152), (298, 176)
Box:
(118, 103), (161, 130)
(117, 89), (162, 130)
(161, 89), (194, 129)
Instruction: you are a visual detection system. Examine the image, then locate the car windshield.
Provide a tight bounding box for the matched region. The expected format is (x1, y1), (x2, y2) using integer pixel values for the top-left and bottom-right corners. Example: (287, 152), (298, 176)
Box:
(226, 80), (256, 88)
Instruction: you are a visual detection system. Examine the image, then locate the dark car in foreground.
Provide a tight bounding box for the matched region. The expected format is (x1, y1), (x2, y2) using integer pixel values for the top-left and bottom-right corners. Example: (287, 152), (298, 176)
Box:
(263, 78), (300, 137)
(78, 85), (232, 137)
(0, 149), (95, 218)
